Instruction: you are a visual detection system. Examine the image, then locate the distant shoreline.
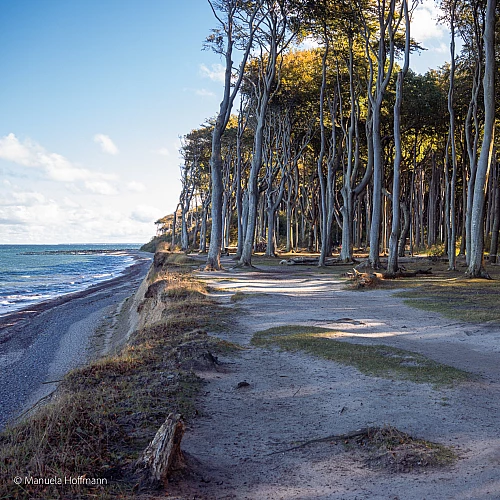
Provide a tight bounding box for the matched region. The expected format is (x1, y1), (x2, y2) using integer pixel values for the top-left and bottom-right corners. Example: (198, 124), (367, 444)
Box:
(0, 250), (152, 431)
(0, 249), (148, 333)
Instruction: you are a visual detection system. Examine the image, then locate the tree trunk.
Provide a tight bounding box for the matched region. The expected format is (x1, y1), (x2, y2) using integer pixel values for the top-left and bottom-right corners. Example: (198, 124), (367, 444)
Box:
(136, 413), (185, 488)
(489, 157), (500, 262)
(318, 42), (329, 267)
(388, 0), (410, 273)
(207, 123), (225, 269)
(447, 0), (458, 270)
(467, 0), (496, 277)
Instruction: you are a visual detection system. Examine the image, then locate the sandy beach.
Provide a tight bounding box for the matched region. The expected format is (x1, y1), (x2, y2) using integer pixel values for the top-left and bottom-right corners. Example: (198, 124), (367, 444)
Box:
(0, 251), (152, 431)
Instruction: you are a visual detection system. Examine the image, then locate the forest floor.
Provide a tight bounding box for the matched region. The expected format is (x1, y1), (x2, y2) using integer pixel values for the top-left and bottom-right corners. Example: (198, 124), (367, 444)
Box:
(168, 254), (500, 500)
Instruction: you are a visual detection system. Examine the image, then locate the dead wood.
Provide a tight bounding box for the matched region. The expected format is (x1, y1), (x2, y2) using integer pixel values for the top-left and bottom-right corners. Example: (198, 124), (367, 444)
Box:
(280, 257), (319, 265)
(136, 413), (186, 489)
(266, 427), (374, 456)
(280, 257), (357, 266)
(345, 269), (382, 288)
(383, 268), (433, 279)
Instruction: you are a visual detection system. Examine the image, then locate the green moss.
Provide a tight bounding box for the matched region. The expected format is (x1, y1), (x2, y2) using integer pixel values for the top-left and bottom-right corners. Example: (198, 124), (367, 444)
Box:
(252, 325), (471, 387)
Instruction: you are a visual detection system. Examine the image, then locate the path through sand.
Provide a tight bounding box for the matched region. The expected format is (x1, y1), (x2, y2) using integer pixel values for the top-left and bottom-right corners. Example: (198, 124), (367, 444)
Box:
(175, 258), (500, 499)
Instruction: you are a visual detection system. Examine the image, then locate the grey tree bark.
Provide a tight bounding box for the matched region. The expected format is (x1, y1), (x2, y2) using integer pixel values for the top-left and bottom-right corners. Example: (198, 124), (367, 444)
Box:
(239, 2), (293, 267)
(467, 0), (495, 278)
(360, 0), (398, 268)
(446, 0), (458, 270)
(387, 0), (410, 274)
(206, 0), (263, 270)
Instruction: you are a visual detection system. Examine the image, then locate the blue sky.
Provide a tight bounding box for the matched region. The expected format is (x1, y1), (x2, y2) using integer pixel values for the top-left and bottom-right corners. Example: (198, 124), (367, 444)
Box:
(0, 0), (452, 244)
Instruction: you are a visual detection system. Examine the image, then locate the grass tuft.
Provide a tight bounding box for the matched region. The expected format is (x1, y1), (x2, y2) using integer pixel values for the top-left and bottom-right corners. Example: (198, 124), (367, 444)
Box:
(252, 325), (471, 387)
(346, 425), (457, 473)
(395, 278), (500, 323)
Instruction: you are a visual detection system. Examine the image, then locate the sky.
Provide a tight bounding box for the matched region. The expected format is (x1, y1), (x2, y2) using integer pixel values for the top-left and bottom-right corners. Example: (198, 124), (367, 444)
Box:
(0, 0), (453, 245)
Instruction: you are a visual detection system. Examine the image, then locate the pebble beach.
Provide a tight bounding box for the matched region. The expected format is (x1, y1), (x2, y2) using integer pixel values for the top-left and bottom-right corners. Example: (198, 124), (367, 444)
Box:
(0, 251), (152, 431)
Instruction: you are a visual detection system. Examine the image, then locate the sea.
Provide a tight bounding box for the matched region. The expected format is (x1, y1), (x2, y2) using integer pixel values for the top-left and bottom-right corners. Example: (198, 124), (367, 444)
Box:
(0, 244), (141, 318)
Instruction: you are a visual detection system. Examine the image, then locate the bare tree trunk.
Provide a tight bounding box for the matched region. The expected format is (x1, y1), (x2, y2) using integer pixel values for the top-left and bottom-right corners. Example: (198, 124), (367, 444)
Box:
(206, 1), (262, 270)
(388, 0), (410, 274)
(399, 201), (410, 257)
(467, 0), (496, 277)
(240, 6), (290, 267)
(317, 41), (329, 267)
(447, 0), (458, 270)
(489, 155), (500, 263)
(340, 36), (356, 263)
(363, 0), (397, 269)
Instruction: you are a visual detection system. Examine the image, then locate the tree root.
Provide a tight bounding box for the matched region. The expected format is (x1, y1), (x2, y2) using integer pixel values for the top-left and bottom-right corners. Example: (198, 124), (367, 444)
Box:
(266, 427), (373, 456)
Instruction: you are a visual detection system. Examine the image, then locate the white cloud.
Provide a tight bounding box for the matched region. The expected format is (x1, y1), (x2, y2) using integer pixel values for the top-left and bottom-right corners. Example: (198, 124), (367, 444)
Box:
(433, 42), (449, 54)
(199, 63), (225, 82)
(11, 191), (47, 206)
(84, 181), (118, 195)
(0, 133), (118, 194)
(0, 198), (60, 225)
(131, 204), (163, 223)
(0, 189), (159, 243)
(93, 134), (119, 155)
(299, 35), (321, 50)
(0, 133), (36, 166)
(0, 190), (47, 207)
(62, 196), (80, 208)
(195, 88), (215, 97)
(126, 181), (146, 192)
(154, 147), (170, 157)
(411, 0), (447, 43)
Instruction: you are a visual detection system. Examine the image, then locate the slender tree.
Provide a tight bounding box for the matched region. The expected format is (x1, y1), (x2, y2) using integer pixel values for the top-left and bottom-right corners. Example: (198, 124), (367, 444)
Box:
(205, 0), (263, 270)
(466, 0), (496, 277)
(387, 0), (410, 274)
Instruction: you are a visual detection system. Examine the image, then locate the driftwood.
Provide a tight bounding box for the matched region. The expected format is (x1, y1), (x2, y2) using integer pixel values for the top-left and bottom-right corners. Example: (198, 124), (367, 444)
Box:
(344, 269), (383, 288)
(280, 257), (319, 265)
(383, 268), (432, 279)
(136, 413), (185, 488)
(280, 257), (357, 266)
(346, 268), (433, 288)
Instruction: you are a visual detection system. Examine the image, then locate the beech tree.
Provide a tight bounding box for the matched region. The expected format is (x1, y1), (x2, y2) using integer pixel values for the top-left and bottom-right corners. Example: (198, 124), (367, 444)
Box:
(466, 0), (496, 277)
(239, 0), (296, 267)
(165, 0), (499, 277)
(205, 0), (264, 270)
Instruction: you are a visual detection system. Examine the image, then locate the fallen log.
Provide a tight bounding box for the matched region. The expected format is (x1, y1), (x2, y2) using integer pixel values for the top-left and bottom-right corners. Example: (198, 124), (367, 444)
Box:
(280, 257), (320, 265)
(280, 257), (358, 266)
(135, 413), (185, 489)
(383, 268), (432, 279)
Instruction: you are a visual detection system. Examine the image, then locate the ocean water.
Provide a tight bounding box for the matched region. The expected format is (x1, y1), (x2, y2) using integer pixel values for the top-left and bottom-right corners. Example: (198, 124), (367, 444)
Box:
(0, 244), (141, 317)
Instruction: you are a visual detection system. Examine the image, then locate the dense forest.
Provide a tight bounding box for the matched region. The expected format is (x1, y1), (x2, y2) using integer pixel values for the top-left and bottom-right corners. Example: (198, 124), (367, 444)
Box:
(154, 0), (498, 278)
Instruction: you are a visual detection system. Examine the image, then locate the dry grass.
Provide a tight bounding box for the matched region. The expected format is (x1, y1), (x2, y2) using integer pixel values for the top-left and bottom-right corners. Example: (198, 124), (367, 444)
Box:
(252, 325), (471, 387)
(345, 426), (457, 473)
(0, 251), (235, 499)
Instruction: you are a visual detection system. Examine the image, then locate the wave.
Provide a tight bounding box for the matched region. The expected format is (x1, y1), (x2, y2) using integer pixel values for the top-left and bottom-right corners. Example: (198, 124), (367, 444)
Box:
(0, 249), (138, 317)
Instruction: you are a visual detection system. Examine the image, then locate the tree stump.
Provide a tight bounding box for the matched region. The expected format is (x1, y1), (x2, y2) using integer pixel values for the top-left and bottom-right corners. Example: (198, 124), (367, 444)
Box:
(135, 413), (185, 489)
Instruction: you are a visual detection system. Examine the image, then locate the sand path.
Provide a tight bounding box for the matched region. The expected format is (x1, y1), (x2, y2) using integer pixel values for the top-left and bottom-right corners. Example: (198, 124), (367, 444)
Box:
(176, 258), (500, 499)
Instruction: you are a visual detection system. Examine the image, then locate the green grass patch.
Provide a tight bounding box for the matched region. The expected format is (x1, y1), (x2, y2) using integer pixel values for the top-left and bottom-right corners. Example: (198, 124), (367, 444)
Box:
(395, 277), (500, 323)
(252, 325), (471, 386)
(229, 291), (269, 302)
(230, 291), (247, 302)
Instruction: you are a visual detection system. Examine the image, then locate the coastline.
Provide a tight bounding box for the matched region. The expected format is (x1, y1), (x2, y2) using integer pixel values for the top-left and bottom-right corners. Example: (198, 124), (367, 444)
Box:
(0, 250), (152, 431)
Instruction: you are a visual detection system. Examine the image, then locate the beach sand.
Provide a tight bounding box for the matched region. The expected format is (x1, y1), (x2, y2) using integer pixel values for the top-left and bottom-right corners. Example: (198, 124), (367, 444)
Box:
(0, 251), (152, 431)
